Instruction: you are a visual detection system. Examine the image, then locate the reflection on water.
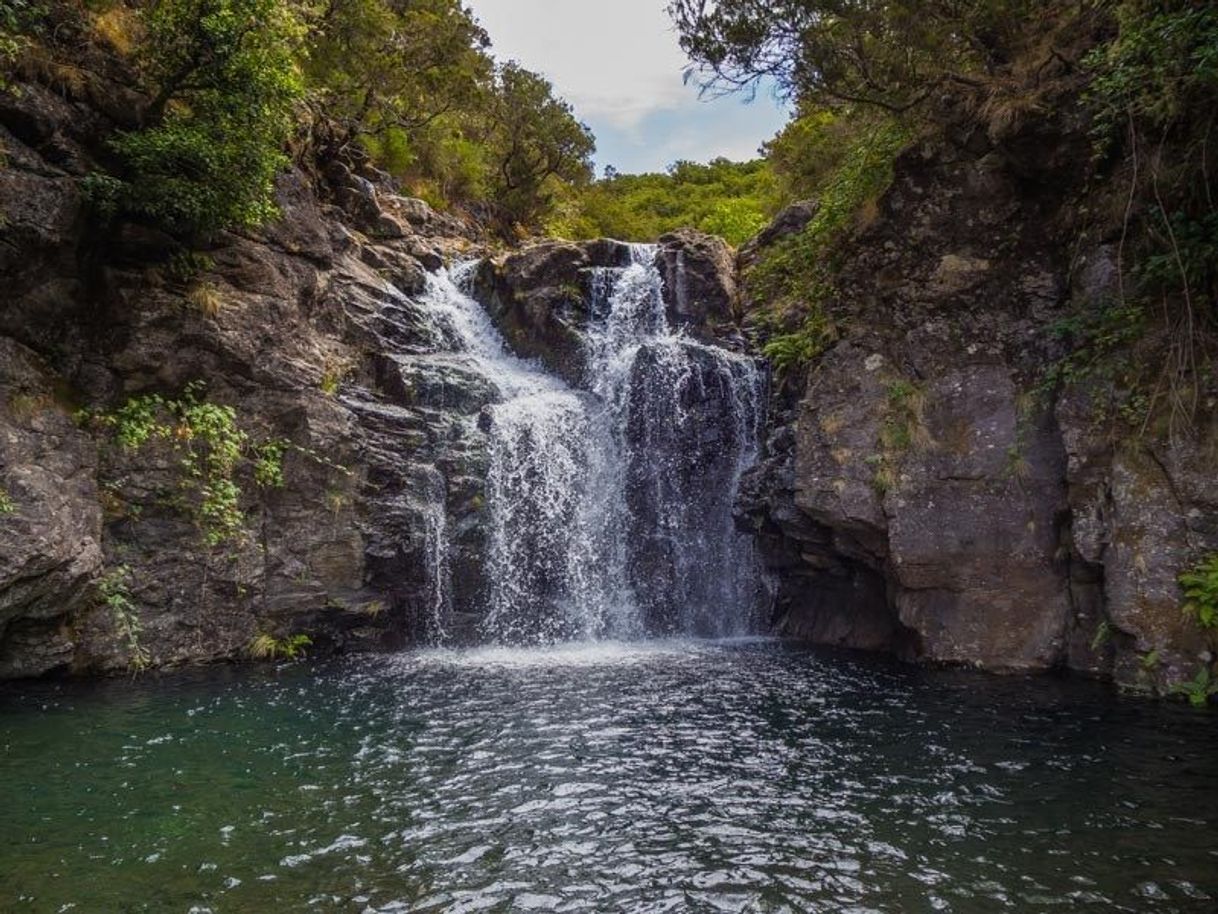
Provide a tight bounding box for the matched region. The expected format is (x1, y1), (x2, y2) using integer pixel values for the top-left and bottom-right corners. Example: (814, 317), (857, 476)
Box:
(2, 640), (1217, 912)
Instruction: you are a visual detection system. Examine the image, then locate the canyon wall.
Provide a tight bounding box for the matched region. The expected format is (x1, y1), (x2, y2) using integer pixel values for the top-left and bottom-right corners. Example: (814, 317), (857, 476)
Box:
(737, 106), (1217, 694)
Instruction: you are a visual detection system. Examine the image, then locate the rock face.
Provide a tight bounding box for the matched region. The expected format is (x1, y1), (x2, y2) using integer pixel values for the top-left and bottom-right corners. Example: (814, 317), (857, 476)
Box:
(469, 239), (632, 386)
(470, 230), (745, 387)
(0, 341), (104, 678)
(655, 229), (738, 336)
(0, 81), (490, 676)
(739, 107), (1218, 692)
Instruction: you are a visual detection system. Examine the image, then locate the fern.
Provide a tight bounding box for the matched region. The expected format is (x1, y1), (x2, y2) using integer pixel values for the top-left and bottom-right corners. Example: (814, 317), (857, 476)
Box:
(1171, 666), (1218, 709)
(1180, 554), (1218, 629)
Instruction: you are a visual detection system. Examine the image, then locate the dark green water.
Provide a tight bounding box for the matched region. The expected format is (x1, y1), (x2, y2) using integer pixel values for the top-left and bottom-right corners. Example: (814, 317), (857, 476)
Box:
(2, 640), (1216, 913)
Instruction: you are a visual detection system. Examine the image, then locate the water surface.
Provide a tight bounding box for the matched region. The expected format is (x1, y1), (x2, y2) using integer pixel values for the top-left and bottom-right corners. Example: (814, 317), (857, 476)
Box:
(3, 640), (1216, 912)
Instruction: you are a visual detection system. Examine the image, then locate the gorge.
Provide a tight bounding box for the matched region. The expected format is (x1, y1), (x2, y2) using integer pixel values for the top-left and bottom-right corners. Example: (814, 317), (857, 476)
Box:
(2, 0), (1218, 910)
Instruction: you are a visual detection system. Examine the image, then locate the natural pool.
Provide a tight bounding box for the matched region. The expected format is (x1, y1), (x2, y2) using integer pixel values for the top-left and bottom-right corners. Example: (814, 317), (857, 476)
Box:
(2, 640), (1216, 913)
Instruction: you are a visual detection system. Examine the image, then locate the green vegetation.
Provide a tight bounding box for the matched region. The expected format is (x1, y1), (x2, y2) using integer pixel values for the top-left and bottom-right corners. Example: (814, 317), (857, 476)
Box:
(762, 314), (835, 379)
(1180, 554), (1218, 630)
(1168, 553), (1218, 708)
(0, 0), (41, 88)
(485, 63), (596, 229)
(550, 158), (775, 246)
(11, 0), (594, 236)
(98, 565), (150, 672)
(1086, 3), (1218, 148)
(248, 632), (312, 660)
(1090, 620), (1112, 653)
(662, 1), (1217, 396)
(865, 378), (932, 495)
(0, 485), (15, 515)
(1038, 300), (1149, 424)
(303, 0), (490, 162)
(1171, 666), (1218, 709)
(1079, 0), (1218, 434)
(669, 0), (1042, 113)
(85, 383), (285, 547)
(747, 118), (909, 315)
(85, 0), (304, 236)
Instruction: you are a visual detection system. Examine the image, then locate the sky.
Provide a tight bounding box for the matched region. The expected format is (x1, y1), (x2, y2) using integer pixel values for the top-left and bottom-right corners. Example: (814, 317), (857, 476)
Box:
(466, 0), (790, 175)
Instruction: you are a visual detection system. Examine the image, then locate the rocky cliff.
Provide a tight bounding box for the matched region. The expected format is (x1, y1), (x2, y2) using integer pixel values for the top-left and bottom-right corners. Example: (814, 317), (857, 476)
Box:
(3, 58), (1214, 697)
(0, 79), (500, 676)
(0, 74), (753, 677)
(737, 104), (1217, 695)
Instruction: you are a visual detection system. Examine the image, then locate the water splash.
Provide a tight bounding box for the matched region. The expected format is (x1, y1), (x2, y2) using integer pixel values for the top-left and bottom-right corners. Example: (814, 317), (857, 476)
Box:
(421, 497), (451, 645)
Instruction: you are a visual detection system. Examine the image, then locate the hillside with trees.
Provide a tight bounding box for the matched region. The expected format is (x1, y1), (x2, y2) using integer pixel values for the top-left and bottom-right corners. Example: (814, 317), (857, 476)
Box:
(1, 0), (596, 236)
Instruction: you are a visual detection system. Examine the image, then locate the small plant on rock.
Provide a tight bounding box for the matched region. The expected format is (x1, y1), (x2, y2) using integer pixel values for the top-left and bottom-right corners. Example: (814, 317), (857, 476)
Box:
(86, 383), (287, 547)
(1180, 553), (1218, 629)
(0, 486), (15, 516)
(1171, 666), (1218, 709)
(248, 632), (312, 661)
(188, 282), (225, 317)
(762, 313), (835, 377)
(1091, 620), (1113, 652)
(98, 565), (150, 672)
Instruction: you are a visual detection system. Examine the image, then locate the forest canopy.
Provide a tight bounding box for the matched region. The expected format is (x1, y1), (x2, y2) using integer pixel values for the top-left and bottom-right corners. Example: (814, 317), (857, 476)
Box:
(3, 0), (597, 235)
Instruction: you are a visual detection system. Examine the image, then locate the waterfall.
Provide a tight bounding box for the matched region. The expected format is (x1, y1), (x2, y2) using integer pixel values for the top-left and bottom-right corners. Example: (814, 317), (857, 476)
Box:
(417, 246), (765, 644)
(422, 495), (452, 645)
(583, 245), (767, 637)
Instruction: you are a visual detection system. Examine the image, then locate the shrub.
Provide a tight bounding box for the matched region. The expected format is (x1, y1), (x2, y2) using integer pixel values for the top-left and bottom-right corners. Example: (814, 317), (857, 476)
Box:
(88, 0), (304, 236)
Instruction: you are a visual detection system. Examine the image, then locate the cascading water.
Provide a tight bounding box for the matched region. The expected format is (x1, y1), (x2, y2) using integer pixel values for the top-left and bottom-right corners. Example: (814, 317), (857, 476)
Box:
(582, 246), (767, 636)
(418, 245), (766, 644)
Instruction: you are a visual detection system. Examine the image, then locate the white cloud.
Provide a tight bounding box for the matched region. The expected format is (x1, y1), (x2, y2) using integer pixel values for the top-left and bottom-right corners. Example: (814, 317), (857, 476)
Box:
(470, 0), (691, 130)
(466, 0), (789, 172)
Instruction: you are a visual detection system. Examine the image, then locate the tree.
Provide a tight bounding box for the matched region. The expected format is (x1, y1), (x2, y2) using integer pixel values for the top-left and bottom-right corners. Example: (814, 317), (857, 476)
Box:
(89, 0), (305, 236)
(303, 0), (492, 159)
(483, 62), (596, 227)
(667, 0), (1038, 113)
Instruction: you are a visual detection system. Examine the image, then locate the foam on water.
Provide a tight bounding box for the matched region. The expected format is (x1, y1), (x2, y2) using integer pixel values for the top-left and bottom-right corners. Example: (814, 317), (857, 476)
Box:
(404, 637), (730, 671)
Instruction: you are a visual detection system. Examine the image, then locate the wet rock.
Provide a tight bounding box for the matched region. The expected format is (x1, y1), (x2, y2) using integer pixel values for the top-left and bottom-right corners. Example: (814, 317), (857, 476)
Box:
(655, 229), (738, 335)
(469, 241), (596, 386)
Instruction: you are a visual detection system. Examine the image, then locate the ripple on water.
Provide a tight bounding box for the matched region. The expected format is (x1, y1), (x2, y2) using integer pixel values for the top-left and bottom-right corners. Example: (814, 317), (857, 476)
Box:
(1, 640), (1217, 913)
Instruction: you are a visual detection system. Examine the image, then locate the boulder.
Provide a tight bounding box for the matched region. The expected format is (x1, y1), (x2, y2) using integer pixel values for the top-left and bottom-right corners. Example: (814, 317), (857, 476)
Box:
(738, 199), (818, 269)
(469, 239), (632, 386)
(655, 229), (738, 335)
